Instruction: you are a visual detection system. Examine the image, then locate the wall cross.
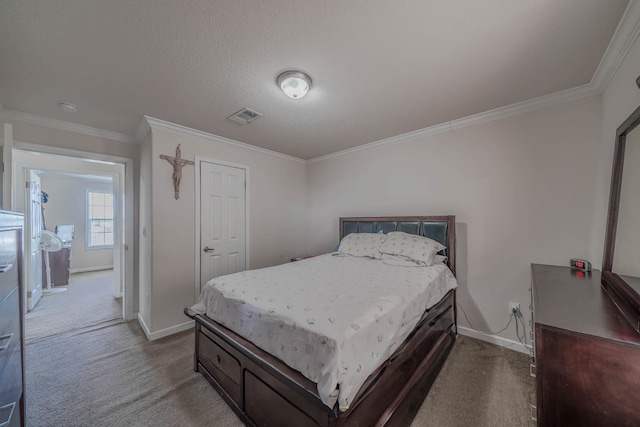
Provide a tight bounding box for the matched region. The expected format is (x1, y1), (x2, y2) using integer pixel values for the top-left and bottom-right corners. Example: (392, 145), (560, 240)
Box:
(159, 144), (194, 200)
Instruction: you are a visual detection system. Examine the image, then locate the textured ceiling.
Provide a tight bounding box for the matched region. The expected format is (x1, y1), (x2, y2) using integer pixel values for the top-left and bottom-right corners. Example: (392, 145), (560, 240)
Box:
(0, 1), (630, 159)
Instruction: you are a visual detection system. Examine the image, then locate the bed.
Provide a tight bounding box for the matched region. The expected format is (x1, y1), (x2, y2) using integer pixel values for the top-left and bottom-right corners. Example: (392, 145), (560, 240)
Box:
(185, 216), (458, 426)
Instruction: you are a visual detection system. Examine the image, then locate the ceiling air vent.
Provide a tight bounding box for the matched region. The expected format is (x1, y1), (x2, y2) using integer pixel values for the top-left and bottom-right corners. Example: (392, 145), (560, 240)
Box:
(228, 107), (262, 124)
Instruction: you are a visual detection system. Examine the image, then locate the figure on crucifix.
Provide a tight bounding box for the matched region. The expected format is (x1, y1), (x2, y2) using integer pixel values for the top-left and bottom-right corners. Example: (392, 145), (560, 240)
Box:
(160, 144), (194, 200)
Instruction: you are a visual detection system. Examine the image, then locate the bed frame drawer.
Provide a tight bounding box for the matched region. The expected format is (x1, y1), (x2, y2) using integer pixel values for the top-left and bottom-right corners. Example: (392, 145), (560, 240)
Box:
(245, 371), (323, 427)
(198, 330), (242, 402)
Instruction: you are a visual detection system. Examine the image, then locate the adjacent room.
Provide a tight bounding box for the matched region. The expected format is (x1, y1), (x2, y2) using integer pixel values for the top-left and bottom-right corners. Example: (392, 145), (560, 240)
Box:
(0, 1), (639, 426)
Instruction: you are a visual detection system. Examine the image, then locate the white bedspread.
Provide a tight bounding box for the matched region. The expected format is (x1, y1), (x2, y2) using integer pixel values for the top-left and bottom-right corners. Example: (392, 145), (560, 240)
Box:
(196, 253), (457, 411)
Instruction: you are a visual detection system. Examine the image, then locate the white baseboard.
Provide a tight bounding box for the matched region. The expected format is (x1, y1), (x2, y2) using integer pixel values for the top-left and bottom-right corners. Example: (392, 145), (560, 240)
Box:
(137, 313), (152, 339)
(457, 326), (532, 355)
(136, 314), (194, 341)
(70, 265), (114, 274)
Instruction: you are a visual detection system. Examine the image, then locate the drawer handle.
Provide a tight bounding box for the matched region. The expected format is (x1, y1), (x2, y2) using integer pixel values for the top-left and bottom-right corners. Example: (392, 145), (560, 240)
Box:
(0, 402), (16, 427)
(0, 264), (13, 273)
(216, 354), (221, 364)
(530, 363), (536, 378)
(0, 333), (13, 352)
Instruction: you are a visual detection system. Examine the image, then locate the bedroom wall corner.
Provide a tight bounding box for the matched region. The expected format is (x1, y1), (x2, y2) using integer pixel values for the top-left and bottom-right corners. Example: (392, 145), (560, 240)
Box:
(306, 95), (602, 348)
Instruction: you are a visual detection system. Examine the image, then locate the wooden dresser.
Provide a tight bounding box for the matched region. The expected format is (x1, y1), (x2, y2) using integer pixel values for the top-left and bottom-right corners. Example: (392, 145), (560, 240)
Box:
(0, 211), (24, 427)
(530, 264), (640, 426)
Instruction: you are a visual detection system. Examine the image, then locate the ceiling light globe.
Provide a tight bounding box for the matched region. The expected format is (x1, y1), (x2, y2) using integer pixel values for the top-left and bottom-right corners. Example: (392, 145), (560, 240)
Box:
(57, 101), (79, 112)
(277, 71), (312, 99)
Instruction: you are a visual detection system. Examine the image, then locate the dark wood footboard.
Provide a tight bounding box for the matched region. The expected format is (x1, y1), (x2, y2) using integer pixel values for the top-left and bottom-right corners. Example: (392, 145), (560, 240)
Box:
(186, 289), (457, 427)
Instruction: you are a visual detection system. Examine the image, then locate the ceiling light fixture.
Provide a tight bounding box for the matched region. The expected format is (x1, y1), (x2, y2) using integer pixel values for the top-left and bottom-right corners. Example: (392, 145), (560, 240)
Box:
(57, 101), (78, 112)
(277, 70), (312, 99)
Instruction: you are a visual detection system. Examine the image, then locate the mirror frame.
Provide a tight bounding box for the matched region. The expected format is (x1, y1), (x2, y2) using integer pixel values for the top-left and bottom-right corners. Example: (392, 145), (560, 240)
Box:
(602, 105), (640, 332)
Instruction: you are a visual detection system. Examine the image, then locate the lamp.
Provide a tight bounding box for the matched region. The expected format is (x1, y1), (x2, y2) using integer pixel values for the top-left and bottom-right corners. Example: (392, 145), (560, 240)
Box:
(277, 70), (312, 99)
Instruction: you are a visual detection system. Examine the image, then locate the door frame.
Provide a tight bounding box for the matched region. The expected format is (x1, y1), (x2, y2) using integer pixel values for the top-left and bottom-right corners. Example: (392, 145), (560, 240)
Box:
(194, 156), (250, 302)
(11, 142), (135, 320)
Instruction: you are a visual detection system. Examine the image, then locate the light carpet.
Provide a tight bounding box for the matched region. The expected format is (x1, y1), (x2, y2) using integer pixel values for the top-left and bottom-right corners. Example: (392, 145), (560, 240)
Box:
(25, 270), (122, 344)
(25, 273), (535, 426)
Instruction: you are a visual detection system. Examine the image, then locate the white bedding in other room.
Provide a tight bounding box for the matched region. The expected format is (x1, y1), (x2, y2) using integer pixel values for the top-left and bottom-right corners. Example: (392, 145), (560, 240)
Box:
(195, 253), (458, 411)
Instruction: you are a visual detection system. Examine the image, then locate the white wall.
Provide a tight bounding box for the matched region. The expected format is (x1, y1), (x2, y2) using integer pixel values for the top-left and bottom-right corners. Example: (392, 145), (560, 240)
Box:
(307, 95), (602, 345)
(40, 176), (114, 272)
(142, 122), (307, 337)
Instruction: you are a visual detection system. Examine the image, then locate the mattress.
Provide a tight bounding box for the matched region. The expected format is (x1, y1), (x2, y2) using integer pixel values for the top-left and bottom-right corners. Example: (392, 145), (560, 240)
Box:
(194, 253), (457, 411)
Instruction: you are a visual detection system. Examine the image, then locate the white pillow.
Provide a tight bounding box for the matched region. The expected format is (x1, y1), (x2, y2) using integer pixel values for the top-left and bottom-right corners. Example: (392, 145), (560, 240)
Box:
(380, 253), (447, 267)
(378, 231), (445, 266)
(381, 253), (425, 267)
(338, 233), (387, 259)
(433, 254), (447, 264)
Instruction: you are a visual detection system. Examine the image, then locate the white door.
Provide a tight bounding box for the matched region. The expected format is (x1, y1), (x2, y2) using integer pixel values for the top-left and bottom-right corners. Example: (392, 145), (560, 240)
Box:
(200, 161), (246, 288)
(26, 170), (43, 310)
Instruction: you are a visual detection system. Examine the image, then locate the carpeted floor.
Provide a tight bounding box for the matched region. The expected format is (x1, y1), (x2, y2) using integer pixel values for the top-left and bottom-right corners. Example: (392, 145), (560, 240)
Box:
(25, 273), (535, 426)
(25, 270), (122, 344)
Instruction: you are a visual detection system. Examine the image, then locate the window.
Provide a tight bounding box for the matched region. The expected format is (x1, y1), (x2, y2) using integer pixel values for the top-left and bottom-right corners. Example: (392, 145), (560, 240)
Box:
(87, 191), (114, 248)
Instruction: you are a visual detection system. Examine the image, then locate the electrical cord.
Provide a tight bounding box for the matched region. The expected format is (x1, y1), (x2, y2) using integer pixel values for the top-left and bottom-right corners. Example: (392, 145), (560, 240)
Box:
(458, 302), (531, 349)
(457, 302), (514, 335)
(515, 312), (528, 346)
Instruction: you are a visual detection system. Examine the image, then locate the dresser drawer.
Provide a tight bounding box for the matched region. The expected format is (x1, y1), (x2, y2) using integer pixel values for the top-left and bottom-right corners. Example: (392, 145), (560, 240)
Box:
(0, 230), (18, 302)
(0, 343), (23, 427)
(0, 287), (20, 376)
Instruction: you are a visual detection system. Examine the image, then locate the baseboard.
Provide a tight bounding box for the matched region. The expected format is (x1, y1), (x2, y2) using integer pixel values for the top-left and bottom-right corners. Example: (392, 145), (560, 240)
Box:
(137, 313), (152, 339)
(457, 326), (532, 355)
(70, 265), (114, 274)
(136, 314), (194, 341)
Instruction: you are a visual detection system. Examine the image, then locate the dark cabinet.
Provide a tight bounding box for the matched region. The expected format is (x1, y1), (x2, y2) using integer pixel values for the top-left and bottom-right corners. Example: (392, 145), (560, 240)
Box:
(531, 264), (640, 426)
(42, 246), (71, 286)
(0, 211), (24, 427)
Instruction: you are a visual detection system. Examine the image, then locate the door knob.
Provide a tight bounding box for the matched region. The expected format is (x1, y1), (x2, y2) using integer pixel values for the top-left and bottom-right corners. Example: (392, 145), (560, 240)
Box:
(203, 246), (215, 253)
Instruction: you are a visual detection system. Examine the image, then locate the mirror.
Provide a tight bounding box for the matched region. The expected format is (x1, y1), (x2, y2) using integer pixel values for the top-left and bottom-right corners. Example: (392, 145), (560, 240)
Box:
(602, 105), (640, 332)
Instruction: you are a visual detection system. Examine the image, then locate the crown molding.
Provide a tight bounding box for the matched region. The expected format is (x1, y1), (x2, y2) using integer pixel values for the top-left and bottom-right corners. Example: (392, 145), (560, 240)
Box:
(134, 116), (151, 142)
(309, 4), (640, 164)
(0, 107), (136, 144)
(591, 0), (640, 92)
(143, 116), (306, 164)
(309, 84), (598, 163)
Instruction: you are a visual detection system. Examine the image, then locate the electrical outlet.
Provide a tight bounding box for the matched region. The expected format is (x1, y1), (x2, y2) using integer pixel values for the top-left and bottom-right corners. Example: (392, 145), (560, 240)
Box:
(509, 302), (520, 316)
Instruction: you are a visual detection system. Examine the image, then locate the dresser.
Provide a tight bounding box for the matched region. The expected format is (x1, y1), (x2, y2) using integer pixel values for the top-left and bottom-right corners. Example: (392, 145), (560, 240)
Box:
(0, 211), (24, 427)
(530, 264), (640, 426)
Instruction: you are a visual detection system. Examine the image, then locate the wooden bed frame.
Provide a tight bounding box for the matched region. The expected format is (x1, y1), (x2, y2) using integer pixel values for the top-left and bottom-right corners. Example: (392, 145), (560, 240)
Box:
(186, 216), (457, 426)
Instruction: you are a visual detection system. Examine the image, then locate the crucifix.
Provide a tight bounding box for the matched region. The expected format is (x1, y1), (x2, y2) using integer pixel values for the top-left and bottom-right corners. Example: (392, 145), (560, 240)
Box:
(159, 144), (194, 200)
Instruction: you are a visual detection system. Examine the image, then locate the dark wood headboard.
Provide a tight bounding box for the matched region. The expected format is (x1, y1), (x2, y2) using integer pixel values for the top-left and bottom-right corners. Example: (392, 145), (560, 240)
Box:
(339, 216), (456, 276)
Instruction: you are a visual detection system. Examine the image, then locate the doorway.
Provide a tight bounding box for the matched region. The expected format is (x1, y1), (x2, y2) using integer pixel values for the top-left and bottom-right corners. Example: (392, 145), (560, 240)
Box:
(12, 148), (134, 321)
